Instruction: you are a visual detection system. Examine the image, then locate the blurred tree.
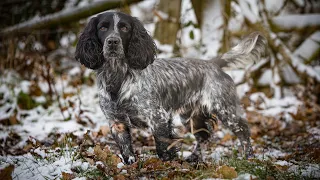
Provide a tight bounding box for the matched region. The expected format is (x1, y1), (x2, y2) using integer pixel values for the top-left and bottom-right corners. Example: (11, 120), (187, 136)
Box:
(154, 0), (181, 46)
(0, 0), (68, 29)
(0, 0), (142, 71)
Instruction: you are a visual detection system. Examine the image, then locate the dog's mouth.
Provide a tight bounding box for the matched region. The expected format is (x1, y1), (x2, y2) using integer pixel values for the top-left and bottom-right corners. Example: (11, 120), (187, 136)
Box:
(109, 51), (118, 57)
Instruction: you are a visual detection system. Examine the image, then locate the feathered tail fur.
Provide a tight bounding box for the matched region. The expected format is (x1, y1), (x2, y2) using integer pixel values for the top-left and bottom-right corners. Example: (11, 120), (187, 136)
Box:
(214, 32), (267, 70)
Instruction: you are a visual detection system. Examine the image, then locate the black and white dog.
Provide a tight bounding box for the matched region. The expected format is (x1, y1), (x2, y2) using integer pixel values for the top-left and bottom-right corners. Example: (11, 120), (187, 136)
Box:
(75, 12), (267, 164)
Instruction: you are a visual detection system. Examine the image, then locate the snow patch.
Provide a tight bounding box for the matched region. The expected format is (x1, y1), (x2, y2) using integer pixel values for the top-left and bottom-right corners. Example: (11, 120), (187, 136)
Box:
(249, 93), (301, 119)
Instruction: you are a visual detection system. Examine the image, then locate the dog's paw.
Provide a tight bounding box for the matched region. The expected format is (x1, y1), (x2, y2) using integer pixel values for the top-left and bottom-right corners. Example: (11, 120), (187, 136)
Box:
(185, 153), (201, 163)
(243, 144), (254, 159)
(127, 156), (136, 164)
(121, 155), (136, 165)
(158, 150), (177, 162)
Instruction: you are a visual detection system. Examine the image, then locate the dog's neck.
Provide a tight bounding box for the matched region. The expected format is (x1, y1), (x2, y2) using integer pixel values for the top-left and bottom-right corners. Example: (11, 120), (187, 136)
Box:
(96, 57), (129, 99)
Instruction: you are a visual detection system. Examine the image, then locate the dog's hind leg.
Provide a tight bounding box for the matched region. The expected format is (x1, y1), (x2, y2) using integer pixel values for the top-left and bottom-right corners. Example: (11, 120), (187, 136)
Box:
(151, 111), (177, 161)
(185, 113), (216, 162)
(220, 115), (253, 158)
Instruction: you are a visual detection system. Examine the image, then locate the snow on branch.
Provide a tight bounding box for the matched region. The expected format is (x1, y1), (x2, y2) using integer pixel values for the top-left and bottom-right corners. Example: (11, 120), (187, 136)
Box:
(294, 31), (320, 63)
(271, 14), (320, 32)
(266, 31), (320, 82)
(0, 0), (142, 36)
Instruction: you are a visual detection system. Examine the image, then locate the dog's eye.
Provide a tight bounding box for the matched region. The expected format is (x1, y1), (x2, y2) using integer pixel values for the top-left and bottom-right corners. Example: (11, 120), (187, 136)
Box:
(100, 27), (108, 31)
(120, 26), (128, 32)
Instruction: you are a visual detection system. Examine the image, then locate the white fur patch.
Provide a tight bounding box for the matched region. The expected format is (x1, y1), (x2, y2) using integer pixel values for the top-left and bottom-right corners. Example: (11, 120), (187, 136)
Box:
(113, 13), (120, 33)
(172, 113), (183, 127)
(172, 113), (185, 137)
(128, 156), (135, 164)
(119, 83), (135, 102)
(201, 92), (212, 111)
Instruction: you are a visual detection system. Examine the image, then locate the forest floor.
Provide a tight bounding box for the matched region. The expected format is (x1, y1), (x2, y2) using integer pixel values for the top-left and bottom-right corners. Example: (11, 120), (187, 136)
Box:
(0, 68), (319, 180)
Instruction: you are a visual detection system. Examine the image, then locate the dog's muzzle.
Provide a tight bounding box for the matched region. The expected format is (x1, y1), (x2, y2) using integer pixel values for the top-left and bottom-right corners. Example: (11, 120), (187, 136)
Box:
(106, 37), (121, 57)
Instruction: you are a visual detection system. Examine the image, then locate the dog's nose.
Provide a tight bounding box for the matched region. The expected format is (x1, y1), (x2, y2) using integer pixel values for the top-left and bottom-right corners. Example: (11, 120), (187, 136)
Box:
(107, 37), (120, 46)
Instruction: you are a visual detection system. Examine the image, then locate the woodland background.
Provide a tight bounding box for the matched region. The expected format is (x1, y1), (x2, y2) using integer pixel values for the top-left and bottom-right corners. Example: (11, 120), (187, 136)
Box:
(0, 0), (319, 179)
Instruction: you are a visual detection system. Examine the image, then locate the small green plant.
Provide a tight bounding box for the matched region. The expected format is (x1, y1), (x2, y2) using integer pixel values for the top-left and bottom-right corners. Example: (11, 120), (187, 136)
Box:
(224, 157), (303, 179)
(17, 91), (39, 110)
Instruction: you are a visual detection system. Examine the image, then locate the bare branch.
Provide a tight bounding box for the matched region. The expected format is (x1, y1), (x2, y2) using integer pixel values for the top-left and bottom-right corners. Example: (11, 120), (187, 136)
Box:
(271, 14), (320, 32)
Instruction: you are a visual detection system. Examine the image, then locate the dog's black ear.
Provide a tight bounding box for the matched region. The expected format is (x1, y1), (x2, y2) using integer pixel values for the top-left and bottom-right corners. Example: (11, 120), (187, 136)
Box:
(75, 17), (104, 70)
(127, 17), (157, 69)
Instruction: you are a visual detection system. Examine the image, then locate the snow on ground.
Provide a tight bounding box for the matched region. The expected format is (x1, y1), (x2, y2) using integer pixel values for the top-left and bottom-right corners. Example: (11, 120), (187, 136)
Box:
(0, 71), (105, 142)
(1, 0), (320, 179)
(2, 64), (315, 179)
(1, 152), (91, 179)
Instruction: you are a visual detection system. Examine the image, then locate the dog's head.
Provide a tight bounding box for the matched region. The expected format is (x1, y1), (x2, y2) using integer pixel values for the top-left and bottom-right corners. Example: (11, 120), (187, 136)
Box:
(75, 12), (157, 70)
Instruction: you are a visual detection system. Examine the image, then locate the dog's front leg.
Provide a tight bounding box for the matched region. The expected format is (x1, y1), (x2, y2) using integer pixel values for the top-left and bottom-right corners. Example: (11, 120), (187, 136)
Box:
(98, 90), (135, 164)
(110, 121), (135, 164)
(152, 121), (177, 161)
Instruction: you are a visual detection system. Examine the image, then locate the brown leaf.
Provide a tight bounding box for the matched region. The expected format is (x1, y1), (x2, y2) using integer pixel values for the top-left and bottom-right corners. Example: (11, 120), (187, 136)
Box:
(266, 176), (275, 180)
(217, 165), (238, 179)
(111, 154), (121, 165)
(61, 172), (75, 180)
(92, 131), (99, 138)
(94, 145), (108, 162)
(63, 92), (75, 99)
(23, 144), (34, 152)
(250, 125), (260, 139)
(143, 158), (164, 170)
(85, 158), (95, 165)
(100, 125), (110, 136)
(221, 133), (234, 143)
(94, 145), (120, 167)
(0, 165), (14, 180)
(113, 174), (126, 180)
(29, 81), (42, 96)
(9, 114), (20, 125)
(241, 96), (251, 108)
(275, 164), (289, 171)
(47, 41), (56, 50)
(181, 161), (191, 169)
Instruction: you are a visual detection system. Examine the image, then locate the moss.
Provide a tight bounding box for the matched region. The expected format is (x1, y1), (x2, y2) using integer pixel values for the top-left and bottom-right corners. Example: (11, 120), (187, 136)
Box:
(225, 157), (303, 180)
(17, 91), (38, 110)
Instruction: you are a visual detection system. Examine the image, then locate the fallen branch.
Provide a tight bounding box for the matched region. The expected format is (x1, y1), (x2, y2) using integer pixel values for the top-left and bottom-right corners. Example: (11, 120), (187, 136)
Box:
(0, 0), (142, 36)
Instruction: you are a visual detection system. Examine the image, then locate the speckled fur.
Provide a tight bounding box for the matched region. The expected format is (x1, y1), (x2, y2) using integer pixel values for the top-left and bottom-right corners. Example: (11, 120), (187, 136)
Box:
(75, 12), (267, 164)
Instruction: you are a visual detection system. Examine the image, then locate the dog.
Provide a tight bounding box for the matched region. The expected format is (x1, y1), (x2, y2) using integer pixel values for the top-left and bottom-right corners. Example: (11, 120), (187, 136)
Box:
(75, 11), (267, 164)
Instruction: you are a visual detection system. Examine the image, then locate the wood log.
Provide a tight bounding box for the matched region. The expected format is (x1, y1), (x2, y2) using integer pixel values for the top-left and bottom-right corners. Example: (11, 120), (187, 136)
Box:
(0, 0), (142, 36)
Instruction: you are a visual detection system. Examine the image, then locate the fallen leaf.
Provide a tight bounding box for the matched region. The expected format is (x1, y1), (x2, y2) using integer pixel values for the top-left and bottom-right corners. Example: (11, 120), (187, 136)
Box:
(143, 158), (164, 170)
(111, 154), (121, 165)
(0, 165), (14, 180)
(61, 172), (75, 180)
(217, 165), (238, 179)
(29, 81), (42, 96)
(266, 176), (275, 180)
(221, 133), (234, 143)
(100, 125), (110, 136)
(250, 125), (260, 139)
(85, 158), (95, 165)
(113, 174), (126, 180)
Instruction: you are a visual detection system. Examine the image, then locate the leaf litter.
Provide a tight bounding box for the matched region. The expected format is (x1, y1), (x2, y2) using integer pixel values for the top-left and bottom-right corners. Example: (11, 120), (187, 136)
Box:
(0, 68), (319, 179)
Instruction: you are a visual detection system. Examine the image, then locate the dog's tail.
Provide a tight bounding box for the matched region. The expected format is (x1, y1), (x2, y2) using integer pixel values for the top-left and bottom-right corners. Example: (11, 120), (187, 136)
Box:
(214, 32), (267, 70)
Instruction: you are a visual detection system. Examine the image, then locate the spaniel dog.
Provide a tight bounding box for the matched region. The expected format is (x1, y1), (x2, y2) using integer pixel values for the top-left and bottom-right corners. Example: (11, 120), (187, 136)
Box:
(75, 11), (267, 164)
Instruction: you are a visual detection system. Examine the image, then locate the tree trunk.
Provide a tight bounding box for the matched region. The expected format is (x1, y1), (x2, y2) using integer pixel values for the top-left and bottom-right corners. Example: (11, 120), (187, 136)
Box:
(200, 0), (224, 58)
(154, 0), (181, 45)
(191, 0), (203, 27)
